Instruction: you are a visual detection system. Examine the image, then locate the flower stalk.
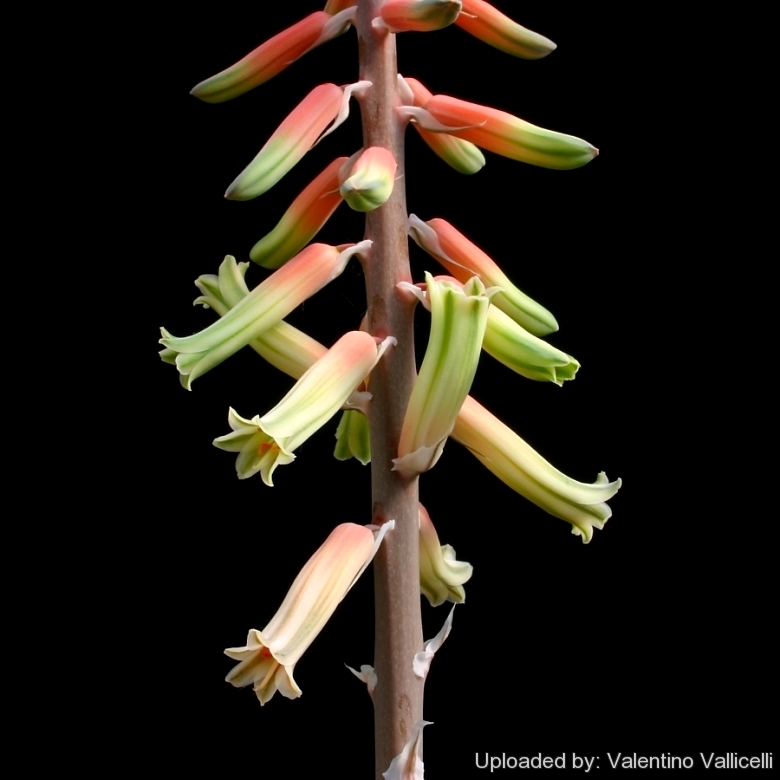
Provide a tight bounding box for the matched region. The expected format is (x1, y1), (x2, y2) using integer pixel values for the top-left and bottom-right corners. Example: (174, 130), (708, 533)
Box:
(354, 2), (424, 775)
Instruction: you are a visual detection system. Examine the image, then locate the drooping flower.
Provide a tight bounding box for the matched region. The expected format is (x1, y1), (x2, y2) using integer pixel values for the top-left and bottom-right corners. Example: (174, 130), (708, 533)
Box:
(375, 0), (462, 33)
(339, 146), (398, 212)
(400, 76), (485, 174)
(190, 10), (355, 104)
(418, 504), (472, 606)
(408, 214), (558, 336)
(225, 81), (369, 200)
(452, 396), (621, 542)
(456, 0), (556, 59)
(225, 521), (393, 705)
(394, 274), (494, 476)
(213, 331), (395, 485)
(401, 92), (598, 170)
(249, 157), (347, 269)
(190, 255), (328, 381)
(160, 242), (370, 388)
(427, 275), (579, 384)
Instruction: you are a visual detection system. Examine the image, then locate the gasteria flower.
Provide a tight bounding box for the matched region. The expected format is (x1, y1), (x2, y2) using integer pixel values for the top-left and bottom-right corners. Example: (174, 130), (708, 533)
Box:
(404, 92), (598, 170)
(225, 521), (392, 705)
(225, 81), (369, 200)
(160, 241), (370, 388)
(430, 275), (579, 384)
(339, 146), (397, 212)
(394, 274), (493, 476)
(452, 396), (621, 542)
(214, 331), (395, 485)
(249, 157), (347, 269)
(408, 214), (558, 336)
(334, 409), (371, 465)
(456, 0), (556, 59)
(190, 10), (355, 104)
(191, 255), (327, 380)
(401, 76), (485, 174)
(418, 504), (472, 606)
(375, 0), (462, 33)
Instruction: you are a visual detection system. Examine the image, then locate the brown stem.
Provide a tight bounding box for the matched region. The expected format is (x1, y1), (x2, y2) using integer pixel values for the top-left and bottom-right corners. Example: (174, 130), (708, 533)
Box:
(354, 2), (424, 777)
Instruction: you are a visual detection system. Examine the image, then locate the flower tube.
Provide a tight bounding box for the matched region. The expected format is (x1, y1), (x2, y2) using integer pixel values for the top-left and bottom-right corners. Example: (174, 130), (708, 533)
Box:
(408, 92), (598, 170)
(429, 275), (579, 384)
(160, 241), (370, 388)
(402, 76), (485, 174)
(419, 504), (472, 606)
(225, 522), (392, 705)
(394, 274), (493, 476)
(376, 0), (462, 33)
(213, 331), (395, 484)
(452, 396), (621, 542)
(190, 11), (353, 104)
(225, 81), (369, 200)
(408, 214), (558, 336)
(249, 157), (347, 269)
(456, 0), (556, 59)
(190, 255), (327, 380)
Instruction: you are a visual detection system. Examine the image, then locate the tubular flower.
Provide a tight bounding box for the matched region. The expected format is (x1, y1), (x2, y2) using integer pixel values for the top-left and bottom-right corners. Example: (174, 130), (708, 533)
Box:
(190, 255), (327, 380)
(394, 274), (494, 476)
(407, 92), (598, 170)
(190, 10), (355, 104)
(213, 331), (395, 485)
(159, 241), (370, 388)
(408, 214), (557, 336)
(339, 146), (397, 212)
(452, 396), (622, 542)
(375, 0), (462, 33)
(225, 522), (392, 705)
(419, 504), (472, 606)
(456, 0), (556, 59)
(334, 409), (371, 465)
(401, 76), (485, 174)
(430, 276), (579, 384)
(250, 157), (347, 269)
(225, 81), (369, 200)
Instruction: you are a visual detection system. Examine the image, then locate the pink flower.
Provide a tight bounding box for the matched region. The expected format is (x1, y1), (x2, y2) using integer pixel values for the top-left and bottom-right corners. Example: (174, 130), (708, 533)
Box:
(225, 522), (392, 704)
(160, 242), (370, 387)
(191, 11), (355, 103)
(249, 157), (348, 269)
(408, 214), (558, 335)
(456, 0), (556, 59)
(402, 90), (598, 170)
(376, 0), (462, 33)
(402, 77), (485, 174)
(226, 80), (369, 200)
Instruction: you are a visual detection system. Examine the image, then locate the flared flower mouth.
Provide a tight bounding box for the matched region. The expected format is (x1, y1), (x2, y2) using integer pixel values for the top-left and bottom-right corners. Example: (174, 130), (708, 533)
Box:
(225, 522), (394, 705)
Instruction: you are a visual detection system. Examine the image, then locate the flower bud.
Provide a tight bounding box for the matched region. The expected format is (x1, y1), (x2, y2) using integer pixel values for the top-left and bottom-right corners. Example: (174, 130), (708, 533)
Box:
(456, 0), (556, 59)
(339, 147), (397, 212)
(377, 0), (462, 33)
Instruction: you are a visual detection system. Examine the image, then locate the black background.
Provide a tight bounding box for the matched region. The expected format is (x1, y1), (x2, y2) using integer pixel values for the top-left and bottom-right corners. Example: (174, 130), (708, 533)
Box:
(128, 2), (770, 774)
